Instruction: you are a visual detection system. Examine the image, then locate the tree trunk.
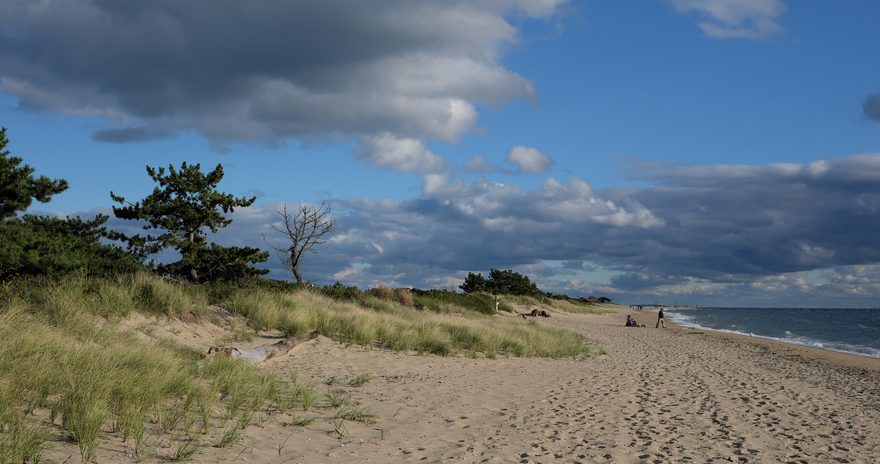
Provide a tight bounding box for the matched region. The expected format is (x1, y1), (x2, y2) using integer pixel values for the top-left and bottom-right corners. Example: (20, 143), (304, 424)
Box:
(293, 261), (303, 283)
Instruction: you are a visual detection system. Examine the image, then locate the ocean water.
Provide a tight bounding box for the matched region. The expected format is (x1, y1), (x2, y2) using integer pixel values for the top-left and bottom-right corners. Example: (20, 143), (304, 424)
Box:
(664, 307), (880, 359)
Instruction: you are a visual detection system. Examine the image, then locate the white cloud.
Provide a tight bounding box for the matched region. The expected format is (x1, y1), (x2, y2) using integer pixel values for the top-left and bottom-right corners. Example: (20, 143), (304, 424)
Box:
(358, 133), (448, 174)
(671, 0), (785, 39)
(506, 145), (554, 174)
(465, 155), (498, 173)
(421, 173), (469, 197)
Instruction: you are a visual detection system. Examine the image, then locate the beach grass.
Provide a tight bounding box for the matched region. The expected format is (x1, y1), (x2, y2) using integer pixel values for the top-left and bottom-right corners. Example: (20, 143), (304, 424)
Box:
(504, 294), (611, 315)
(0, 298), (284, 462)
(0, 272), (595, 461)
(351, 373), (372, 387)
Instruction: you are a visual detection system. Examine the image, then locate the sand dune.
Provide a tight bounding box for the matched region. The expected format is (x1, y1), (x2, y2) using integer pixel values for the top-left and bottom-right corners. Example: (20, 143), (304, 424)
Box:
(44, 306), (880, 463)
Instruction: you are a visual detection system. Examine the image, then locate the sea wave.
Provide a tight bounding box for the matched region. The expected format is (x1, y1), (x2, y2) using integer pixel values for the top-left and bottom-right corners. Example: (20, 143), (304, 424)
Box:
(665, 312), (880, 359)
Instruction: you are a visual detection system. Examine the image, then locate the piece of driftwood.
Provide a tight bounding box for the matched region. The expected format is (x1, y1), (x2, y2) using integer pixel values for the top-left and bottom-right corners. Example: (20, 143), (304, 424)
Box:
(206, 330), (318, 363)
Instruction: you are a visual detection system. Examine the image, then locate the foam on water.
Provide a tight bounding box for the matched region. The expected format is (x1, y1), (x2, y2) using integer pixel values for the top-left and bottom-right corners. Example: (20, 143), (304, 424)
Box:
(665, 308), (880, 359)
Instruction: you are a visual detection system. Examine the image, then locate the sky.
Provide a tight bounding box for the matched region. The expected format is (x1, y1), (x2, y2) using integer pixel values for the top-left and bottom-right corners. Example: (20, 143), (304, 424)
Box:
(2, 0), (879, 307)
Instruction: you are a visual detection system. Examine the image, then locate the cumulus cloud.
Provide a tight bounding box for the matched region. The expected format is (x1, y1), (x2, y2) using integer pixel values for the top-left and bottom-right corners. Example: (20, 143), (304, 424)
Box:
(0, 0), (562, 147)
(671, 0), (786, 39)
(507, 146), (554, 174)
(465, 155), (498, 173)
(464, 146), (554, 175)
(357, 134), (448, 174)
(864, 92), (880, 122)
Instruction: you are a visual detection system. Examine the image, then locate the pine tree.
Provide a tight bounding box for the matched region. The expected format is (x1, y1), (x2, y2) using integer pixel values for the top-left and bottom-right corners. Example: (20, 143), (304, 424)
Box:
(459, 272), (489, 293)
(111, 162), (268, 282)
(0, 127), (139, 279)
(0, 127), (68, 219)
(459, 268), (542, 296)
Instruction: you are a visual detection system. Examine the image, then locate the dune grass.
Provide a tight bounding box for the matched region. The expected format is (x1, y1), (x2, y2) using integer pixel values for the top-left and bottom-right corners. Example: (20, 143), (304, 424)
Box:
(0, 272), (595, 461)
(503, 294), (611, 315)
(0, 298), (280, 462)
(0, 271), (209, 322)
(0, 271), (594, 360)
(321, 283), (512, 314)
(217, 286), (589, 358)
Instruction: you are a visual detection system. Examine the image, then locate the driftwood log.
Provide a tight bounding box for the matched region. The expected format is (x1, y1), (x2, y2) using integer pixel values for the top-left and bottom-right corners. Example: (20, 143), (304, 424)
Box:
(206, 330), (318, 363)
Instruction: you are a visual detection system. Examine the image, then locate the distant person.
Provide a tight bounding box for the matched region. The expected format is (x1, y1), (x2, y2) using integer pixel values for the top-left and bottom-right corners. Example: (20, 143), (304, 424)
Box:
(656, 308), (665, 328)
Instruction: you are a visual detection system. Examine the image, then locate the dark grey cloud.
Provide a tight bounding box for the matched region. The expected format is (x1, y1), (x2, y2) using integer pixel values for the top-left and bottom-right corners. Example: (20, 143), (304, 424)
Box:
(0, 0), (562, 146)
(599, 157), (880, 288)
(864, 92), (880, 122)
(608, 272), (690, 292)
(92, 126), (175, 143)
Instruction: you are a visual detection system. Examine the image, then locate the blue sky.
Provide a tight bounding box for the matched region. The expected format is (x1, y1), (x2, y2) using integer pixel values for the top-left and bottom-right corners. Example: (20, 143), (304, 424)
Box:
(2, 0), (879, 307)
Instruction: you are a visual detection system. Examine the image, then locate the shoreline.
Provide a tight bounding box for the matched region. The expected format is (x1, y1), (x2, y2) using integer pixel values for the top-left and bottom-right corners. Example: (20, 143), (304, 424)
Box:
(630, 307), (880, 370)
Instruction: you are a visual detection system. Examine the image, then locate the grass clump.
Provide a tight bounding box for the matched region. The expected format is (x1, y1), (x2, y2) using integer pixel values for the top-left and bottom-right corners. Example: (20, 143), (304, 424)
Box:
(0, 302), (283, 462)
(290, 416), (318, 427)
(295, 385), (318, 411)
(222, 289), (284, 332)
(410, 289), (496, 315)
(336, 407), (377, 424)
(351, 373), (371, 387)
(131, 273), (208, 318)
(0, 407), (48, 464)
(171, 434), (201, 461)
(370, 286), (414, 307)
(325, 390), (350, 409)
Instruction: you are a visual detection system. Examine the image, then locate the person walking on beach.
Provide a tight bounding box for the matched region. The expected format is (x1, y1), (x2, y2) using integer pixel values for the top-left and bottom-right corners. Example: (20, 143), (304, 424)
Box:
(656, 308), (665, 328)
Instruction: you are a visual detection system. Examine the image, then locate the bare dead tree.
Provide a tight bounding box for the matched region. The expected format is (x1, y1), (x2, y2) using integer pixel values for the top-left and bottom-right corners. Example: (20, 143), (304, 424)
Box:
(266, 201), (336, 283)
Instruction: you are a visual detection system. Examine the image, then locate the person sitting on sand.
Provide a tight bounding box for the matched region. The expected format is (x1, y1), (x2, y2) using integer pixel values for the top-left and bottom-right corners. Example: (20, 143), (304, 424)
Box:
(521, 309), (551, 319)
(625, 315), (637, 327)
(655, 308), (665, 328)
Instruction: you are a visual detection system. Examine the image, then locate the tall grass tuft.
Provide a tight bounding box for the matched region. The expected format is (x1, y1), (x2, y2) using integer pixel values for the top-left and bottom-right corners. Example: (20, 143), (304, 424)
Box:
(0, 298), (285, 463)
(411, 290), (496, 315)
(0, 407), (48, 464)
(131, 272), (208, 318)
(221, 289), (283, 332)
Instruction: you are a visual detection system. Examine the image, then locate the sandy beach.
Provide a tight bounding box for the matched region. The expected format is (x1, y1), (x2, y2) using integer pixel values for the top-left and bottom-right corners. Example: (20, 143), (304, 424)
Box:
(44, 305), (880, 463)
